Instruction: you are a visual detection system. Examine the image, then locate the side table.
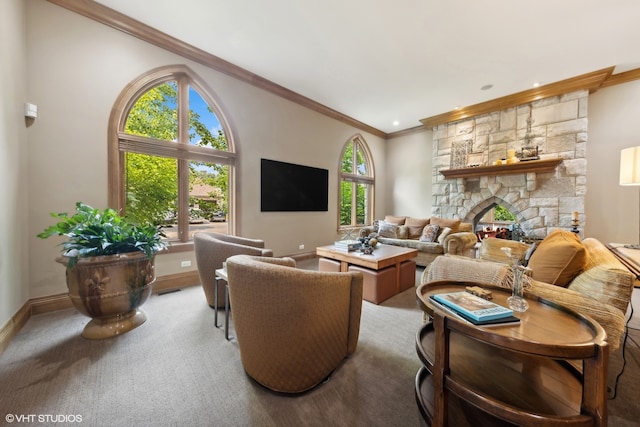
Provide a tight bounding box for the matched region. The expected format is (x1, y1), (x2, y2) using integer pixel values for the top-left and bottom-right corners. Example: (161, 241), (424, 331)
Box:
(415, 280), (608, 427)
(214, 268), (232, 340)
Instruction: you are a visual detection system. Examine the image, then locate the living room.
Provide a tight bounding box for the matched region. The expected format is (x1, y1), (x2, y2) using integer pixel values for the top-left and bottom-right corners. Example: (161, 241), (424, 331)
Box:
(2, 0), (640, 425)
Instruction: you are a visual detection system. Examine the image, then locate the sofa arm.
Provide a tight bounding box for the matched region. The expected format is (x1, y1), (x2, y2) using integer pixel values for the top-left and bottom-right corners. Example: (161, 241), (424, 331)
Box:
(443, 232), (478, 255)
(359, 226), (377, 238)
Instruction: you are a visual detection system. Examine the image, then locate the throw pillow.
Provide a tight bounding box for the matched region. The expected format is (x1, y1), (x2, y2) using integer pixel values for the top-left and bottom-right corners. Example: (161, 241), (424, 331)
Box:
(436, 227), (452, 245)
(420, 224), (440, 242)
(384, 215), (406, 225)
(378, 221), (398, 238)
(397, 225), (410, 240)
(430, 217), (462, 233)
(527, 230), (588, 287)
(406, 217), (430, 239)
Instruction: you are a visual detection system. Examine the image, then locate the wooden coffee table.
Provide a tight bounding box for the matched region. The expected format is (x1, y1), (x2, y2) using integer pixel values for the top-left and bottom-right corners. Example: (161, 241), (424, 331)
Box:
(316, 243), (417, 292)
(415, 280), (608, 427)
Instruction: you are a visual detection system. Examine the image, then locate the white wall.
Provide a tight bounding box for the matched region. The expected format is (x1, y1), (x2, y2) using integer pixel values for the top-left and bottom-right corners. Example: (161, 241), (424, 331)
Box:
(587, 79), (640, 244)
(385, 130), (433, 217)
(0, 0), (30, 329)
(24, 0), (386, 300)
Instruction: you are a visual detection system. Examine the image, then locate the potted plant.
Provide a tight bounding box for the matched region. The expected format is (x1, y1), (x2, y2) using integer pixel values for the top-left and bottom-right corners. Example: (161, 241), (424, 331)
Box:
(38, 202), (167, 339)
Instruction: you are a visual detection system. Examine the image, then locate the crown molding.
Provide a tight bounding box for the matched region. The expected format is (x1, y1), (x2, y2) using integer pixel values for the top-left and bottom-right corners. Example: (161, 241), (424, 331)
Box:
(46, 0), (387, 138)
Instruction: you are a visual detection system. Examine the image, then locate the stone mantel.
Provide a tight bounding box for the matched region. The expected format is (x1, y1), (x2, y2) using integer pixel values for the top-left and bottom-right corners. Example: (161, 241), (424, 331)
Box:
(439, 158), (563, 180)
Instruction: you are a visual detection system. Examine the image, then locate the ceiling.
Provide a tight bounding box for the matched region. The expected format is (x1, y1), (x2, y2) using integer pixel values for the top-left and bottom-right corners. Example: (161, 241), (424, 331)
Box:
(94, 0), (640, 134)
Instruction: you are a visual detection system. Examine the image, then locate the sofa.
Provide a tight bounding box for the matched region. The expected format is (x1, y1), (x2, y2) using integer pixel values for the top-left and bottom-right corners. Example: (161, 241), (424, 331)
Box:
(226, 255), (363, 393)
(359, 215), (478, 267)
(422, 231), (635, 350)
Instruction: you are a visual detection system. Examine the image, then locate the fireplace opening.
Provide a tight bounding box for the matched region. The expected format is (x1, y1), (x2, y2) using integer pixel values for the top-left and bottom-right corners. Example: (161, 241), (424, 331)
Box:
(474, 204), (520, 240)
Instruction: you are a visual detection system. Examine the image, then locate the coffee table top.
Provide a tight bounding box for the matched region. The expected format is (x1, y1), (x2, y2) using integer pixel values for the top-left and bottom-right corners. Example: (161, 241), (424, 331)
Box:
(316, 243), (417, 270)
(417, 280), (607, 359)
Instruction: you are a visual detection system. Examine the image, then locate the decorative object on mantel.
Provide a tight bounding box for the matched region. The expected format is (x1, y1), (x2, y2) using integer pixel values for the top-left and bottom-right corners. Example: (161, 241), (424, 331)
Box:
(619, 146), (640, 249)
(571, 211), (580, 234)
(520, 104), (540, 161)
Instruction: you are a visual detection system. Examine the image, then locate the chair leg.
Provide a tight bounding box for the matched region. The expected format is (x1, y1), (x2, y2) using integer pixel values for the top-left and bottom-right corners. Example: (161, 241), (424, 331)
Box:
(225, 283), (232, 341)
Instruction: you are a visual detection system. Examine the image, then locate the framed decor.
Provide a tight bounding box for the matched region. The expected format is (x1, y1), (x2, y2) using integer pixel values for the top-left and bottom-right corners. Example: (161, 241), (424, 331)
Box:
(521, 146), (539, 161)
(451, 140), (472, 170)
(466, 152), (484, 167)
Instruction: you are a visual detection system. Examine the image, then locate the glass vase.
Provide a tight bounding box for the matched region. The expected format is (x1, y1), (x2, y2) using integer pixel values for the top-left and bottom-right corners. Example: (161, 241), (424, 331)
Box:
(507, 264), (529, 312)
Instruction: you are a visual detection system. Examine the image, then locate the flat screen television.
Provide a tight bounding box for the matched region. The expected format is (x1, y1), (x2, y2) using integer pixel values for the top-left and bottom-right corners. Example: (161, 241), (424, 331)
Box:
(261, 158), (328, 212)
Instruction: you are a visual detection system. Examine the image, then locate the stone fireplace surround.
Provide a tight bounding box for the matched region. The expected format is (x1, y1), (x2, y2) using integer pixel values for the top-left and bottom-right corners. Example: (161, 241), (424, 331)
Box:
(431, 90), (588, 239)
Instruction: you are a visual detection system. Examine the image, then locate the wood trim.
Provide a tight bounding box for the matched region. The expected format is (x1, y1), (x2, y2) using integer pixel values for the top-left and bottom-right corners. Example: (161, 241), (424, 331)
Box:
(386, 124), (429, 139)
(439, 158), (563, 180)
(153, 270), (200, 294)
(600, 68), (640, 89)
(421, 68), (615, 129)
(0, 303), (30, 355)
(30, 294), (74, 315)
(45, 0), (386, 139)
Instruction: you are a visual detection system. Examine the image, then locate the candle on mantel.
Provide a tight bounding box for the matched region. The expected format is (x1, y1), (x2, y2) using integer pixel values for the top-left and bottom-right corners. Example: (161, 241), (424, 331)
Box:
(572, 211), (579, 221)
(507, 148), (516, 159)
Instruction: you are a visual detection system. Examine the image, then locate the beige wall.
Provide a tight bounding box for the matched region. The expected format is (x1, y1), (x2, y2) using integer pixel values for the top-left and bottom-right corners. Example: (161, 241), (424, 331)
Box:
(24, 0), (386, 300)
(385, 131), (433, 217)
(0, 0), (30, 329)
(587, 79), (640, 244)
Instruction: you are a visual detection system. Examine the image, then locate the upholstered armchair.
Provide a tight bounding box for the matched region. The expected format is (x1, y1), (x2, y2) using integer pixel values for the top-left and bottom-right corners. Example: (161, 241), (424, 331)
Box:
(194, 232), (273, 308)
(225, 255), (364, 393)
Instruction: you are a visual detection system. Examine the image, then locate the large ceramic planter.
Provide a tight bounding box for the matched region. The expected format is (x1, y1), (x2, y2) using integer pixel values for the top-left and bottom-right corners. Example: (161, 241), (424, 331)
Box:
(57, 251), (156, 339)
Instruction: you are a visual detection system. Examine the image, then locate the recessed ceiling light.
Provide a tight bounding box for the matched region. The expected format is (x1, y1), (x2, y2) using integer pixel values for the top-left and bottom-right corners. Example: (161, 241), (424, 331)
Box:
(533, 82), (541, 88)
(392, 121), (399, 126)
(480, 84), (493, 91)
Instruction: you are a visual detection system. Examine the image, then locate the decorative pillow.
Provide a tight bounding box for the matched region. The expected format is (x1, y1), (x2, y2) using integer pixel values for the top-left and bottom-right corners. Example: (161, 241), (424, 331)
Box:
(527, 230), (588, 287)
(420, 224), (440, 242)
(406, 217), (430, 239)
(378, 221), (398, 238)
(430, 217), (462, 233)
(384, 215), (406, 225)
(397, 225), (410, 240)
(436, 227), (452, 245)
(371, 219), (381, 232)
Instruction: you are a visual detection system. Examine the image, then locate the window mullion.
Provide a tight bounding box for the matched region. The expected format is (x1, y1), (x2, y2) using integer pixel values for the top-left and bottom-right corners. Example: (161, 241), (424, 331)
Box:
(177, 78), (190, 242)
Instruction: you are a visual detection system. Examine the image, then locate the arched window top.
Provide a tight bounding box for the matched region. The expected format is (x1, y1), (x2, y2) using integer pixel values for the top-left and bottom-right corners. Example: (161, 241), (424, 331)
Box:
(340, 135), (373, 178)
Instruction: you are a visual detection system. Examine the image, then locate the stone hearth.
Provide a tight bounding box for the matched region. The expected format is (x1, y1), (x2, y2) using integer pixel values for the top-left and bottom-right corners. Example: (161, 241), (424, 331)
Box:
(431, 90), (588, 239)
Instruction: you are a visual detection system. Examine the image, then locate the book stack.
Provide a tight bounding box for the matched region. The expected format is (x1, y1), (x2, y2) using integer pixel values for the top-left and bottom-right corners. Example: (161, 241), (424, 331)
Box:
(430, 291), (520, 326)
(334, 240), (362, 251)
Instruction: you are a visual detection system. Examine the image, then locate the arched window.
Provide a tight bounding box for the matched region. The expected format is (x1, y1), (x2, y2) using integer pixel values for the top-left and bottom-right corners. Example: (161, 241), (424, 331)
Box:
(109, 65), (235, 246)
(339, 135), (374, 229)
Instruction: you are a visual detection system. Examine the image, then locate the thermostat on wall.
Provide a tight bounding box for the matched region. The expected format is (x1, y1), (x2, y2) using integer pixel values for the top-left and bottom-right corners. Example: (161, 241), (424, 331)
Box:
(24, 102), (38, 119)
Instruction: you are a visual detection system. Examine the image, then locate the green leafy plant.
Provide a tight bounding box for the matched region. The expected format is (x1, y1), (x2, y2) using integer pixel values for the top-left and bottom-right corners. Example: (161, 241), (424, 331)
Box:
(38, 202), (168, 268)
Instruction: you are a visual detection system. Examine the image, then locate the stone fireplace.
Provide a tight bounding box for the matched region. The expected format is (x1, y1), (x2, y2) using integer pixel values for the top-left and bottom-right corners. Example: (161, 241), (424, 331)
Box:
(431, 90), (588, 239)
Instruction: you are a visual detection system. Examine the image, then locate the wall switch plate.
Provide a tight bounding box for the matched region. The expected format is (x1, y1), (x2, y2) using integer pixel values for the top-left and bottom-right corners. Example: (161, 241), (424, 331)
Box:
(180, 260), (191, 267)
(299, 244), (305, 250)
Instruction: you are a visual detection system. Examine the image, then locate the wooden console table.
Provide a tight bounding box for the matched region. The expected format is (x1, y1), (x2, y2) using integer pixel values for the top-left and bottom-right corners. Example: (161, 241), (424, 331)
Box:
(415, 281), (608, 426)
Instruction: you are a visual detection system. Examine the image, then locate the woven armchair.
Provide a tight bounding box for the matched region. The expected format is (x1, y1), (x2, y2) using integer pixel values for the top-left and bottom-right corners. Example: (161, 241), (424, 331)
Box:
(225, 255), (364, 393)
(194, 232), (273, 308)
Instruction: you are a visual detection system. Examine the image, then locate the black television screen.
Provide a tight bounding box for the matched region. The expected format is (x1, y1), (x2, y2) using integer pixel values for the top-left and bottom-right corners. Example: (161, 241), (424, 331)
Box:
(261, 159), (328, 212)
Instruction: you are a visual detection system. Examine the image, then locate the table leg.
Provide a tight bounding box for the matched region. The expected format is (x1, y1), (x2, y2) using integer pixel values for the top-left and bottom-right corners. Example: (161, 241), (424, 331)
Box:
(214, 277), (221, 328)
(225, 283), (232, 341)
